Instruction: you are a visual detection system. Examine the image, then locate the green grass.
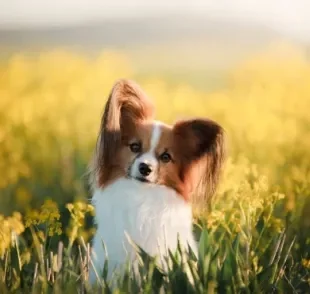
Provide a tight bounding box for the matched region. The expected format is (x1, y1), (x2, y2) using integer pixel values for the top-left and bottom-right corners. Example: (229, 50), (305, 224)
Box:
(0, 224), (308, 293)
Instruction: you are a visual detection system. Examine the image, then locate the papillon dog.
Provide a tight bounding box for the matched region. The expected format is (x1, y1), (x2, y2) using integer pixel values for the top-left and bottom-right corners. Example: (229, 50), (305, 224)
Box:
(89, 79), (225, 282)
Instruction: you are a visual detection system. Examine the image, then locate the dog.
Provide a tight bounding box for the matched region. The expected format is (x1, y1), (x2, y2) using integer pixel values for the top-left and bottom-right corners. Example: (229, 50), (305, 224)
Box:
(89, 79), (225, 283)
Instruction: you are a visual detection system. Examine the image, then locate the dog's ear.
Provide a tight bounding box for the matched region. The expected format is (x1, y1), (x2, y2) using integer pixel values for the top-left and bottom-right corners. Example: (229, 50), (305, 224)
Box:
(91, 79), (155, 188)
(173, 118), (225, 206)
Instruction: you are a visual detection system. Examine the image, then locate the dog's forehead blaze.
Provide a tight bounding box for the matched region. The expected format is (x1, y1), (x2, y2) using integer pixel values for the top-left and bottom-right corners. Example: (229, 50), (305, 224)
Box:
(134, 123), (173, 154)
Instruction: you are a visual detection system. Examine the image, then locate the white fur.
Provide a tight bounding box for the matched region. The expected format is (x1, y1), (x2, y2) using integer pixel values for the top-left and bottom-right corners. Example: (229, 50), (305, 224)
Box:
(149, 122), (162, 152)
(89, 177), (197, 283)
(130, 122), (162, 182)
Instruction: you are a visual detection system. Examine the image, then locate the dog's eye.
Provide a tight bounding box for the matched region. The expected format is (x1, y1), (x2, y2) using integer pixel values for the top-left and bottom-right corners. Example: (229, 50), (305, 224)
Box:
(129, 142), (141, 153)
(160, 152), (172, 163)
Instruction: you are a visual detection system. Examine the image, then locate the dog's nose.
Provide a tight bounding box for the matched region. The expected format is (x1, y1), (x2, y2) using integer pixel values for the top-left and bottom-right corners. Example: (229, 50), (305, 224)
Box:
(139, 162), (152, 176)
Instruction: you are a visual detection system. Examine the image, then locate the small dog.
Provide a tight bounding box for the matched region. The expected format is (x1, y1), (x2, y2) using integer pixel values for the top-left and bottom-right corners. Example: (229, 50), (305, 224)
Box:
(89, 79), (225, 282)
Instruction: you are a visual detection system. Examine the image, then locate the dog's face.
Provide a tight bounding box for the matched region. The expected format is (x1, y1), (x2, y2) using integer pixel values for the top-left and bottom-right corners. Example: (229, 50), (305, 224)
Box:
(119, 121), (185, 194)
(92, 79), (225, 202)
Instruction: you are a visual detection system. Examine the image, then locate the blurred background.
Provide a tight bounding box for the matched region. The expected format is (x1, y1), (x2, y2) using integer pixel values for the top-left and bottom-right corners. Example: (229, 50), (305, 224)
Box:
(0, 0), (310, 226)
(1, 2), (310, 291)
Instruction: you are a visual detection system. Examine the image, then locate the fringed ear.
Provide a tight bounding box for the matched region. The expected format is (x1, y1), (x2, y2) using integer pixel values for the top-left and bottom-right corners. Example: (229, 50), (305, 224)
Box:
(90, 79), (155, 189)
(173, 119), (225, 207)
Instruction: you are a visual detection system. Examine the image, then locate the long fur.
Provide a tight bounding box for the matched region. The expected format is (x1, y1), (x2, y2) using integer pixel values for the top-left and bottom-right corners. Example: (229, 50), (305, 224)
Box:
(90, 79), (225, 204)
(90, 79), (155, 189)
(89, 177), (197, 282)
(173, 118), (225, 206)
(89, 79), (226, 284)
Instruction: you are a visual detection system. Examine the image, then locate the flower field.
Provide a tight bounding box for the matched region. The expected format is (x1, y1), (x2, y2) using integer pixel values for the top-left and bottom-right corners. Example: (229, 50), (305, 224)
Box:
(0, 43), (309, 293)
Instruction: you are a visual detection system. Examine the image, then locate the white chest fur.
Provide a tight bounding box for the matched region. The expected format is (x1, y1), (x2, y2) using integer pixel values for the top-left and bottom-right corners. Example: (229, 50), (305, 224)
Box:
(90, 178), (197, 281)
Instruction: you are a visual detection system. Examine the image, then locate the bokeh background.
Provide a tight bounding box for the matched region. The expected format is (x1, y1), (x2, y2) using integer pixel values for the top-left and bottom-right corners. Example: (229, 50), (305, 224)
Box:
(0, 2), (310, 290)
(1, 0), (309, 211)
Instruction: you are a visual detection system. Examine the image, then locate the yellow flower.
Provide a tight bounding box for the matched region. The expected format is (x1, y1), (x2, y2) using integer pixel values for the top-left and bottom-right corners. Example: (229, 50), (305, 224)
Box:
(302, 259), (310, 269)
(25, 199), (62, 237)
(66, 201), (94, 244)
(0, 45), (309, 274)
(0, 212), (25, 255)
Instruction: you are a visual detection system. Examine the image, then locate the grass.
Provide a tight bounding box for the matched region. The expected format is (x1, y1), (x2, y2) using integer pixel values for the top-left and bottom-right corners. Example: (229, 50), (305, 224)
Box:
(0, 42), (310, 293)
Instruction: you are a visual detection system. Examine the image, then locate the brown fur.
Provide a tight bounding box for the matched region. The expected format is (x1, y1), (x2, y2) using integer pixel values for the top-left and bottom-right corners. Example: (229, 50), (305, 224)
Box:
(91, 79), (225, 206)
(172, 119), (225, 204)
(91, 79), (154, 188)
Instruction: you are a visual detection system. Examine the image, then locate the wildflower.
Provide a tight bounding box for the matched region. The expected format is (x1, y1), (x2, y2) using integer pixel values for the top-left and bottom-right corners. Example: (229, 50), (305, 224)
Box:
(302, 259), (310, 269)
(0, 212), (25, 256)
(25, 199), (62, 237)
(66, 201), (95, 245)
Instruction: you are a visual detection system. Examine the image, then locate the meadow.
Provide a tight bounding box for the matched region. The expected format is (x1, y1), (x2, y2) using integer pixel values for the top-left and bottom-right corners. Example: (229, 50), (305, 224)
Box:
(0, 43), (309, 293)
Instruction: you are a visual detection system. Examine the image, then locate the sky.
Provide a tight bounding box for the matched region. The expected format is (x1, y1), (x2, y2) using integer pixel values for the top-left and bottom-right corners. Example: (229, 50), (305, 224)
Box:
(0, 0), (310, 42)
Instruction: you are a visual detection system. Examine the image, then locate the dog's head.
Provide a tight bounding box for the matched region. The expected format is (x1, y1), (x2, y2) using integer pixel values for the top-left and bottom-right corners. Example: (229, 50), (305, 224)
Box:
(91, 79), (225, 203)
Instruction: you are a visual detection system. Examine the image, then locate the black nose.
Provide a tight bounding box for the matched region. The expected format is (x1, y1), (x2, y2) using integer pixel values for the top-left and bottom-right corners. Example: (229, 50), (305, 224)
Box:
(139, 162), (152, 176)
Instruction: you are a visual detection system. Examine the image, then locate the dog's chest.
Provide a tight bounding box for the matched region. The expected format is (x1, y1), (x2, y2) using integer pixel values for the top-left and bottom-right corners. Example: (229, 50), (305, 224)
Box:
(91, 178), (196, 270)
